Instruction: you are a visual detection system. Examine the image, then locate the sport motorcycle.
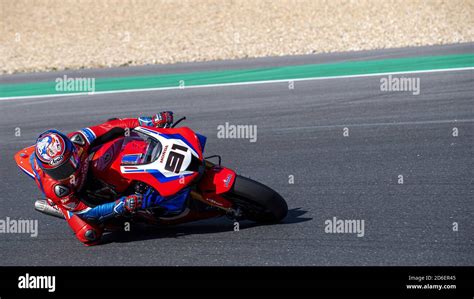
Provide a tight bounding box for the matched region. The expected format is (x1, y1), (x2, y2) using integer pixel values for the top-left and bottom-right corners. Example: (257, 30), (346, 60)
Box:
(14, 117), (288, 233)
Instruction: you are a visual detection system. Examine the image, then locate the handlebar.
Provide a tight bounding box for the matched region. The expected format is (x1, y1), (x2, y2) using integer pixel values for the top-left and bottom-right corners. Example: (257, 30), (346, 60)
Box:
(171, 116), (186, 128)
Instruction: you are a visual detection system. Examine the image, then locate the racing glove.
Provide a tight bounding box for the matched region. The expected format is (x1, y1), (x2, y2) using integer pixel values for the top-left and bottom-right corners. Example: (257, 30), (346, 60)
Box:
(152, 111), (174, 128)
(109, 194), (143, 218)
(122, 194), (143, 214)
(138, 111), (174, 128)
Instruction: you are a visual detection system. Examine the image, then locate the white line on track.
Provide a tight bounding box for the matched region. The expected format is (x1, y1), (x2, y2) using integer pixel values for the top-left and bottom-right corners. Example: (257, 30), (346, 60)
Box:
(273, 119), (474, 132)
(1, 66), (472, 101)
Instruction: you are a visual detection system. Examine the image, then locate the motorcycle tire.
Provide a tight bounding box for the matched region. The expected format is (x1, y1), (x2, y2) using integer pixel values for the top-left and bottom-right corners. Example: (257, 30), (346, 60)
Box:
(225, 175), (288, 223)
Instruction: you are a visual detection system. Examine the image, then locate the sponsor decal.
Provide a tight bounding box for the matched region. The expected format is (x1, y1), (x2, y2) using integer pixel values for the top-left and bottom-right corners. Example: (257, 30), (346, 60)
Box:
(159, 145), (169, 163)
(70, 133), (86, 146)
(50, 155), (64, 165)
(223, 174), (233, 188)
(205, 197), (224, 207)
(54, 185), (70, 197)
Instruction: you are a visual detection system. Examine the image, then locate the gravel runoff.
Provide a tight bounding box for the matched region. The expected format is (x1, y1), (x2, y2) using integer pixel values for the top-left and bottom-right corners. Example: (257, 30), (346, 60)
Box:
(1, 0), (473, 74)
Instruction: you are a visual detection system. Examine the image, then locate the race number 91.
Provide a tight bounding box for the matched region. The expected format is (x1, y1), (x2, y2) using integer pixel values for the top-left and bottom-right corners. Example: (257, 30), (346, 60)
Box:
(165, 144), (188, 173)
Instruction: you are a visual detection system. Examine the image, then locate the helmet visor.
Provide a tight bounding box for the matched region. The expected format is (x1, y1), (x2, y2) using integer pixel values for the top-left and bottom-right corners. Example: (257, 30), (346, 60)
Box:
(42, 151), (80, 181)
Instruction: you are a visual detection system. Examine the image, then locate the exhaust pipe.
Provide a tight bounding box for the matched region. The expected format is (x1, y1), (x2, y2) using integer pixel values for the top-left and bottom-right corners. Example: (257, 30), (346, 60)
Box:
(34, 200), (64, 219)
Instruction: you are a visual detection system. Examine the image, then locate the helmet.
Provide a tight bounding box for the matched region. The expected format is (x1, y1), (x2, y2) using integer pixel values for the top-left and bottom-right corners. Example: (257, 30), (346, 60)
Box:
(35, 129), (81, 181)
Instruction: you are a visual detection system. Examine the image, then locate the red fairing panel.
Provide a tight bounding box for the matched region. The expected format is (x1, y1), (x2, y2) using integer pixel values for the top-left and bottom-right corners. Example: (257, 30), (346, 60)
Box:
(90, 137), (132, 194)
(199, 166), (236, 194)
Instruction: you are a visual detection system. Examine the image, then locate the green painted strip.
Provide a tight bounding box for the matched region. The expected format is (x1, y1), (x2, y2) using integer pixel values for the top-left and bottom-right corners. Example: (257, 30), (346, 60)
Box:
(1, 53), (473, 98)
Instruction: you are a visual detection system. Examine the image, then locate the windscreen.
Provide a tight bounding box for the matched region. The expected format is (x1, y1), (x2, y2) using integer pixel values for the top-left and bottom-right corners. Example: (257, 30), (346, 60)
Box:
(121, 131), (162, 165)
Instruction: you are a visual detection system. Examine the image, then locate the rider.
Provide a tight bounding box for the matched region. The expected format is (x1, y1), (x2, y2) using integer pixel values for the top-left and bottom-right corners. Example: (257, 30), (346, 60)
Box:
(32, 111), (184, 246)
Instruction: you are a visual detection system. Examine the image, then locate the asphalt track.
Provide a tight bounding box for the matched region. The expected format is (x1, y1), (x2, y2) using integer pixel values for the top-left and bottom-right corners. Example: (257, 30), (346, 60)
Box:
(0, 44), (473, 266)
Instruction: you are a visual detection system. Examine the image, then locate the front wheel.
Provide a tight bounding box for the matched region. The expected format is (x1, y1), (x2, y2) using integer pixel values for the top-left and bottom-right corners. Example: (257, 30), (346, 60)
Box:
(224, 176), (288, 223)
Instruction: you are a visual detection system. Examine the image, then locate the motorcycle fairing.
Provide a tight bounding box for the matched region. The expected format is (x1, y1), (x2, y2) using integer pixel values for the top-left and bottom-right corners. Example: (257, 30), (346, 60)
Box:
(118, 126), (203, 196)
(14, 145), (36, 180)
(90, 137), (131, 194)
(199, 166), (236, 193)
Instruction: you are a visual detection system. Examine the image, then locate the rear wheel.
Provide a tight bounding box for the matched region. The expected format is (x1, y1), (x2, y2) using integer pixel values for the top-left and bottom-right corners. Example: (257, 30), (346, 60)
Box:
(224, 175), (288, 223)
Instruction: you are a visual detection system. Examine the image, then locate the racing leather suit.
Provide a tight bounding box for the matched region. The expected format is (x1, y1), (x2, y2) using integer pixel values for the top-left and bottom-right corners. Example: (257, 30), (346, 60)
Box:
(31, 115), (187, 246)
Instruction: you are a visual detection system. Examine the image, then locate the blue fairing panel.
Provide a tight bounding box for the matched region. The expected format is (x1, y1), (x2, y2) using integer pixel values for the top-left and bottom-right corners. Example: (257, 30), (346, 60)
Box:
(141, 187), (190, 215)
(196, 133), (207, 153)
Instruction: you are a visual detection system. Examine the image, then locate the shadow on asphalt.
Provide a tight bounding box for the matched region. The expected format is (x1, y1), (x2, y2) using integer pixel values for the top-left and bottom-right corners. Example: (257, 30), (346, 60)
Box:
(100, 208), (311, 245)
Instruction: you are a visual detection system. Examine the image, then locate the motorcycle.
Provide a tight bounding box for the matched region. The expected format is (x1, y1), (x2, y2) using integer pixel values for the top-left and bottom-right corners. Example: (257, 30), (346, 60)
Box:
(14, 117), (288, 234)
